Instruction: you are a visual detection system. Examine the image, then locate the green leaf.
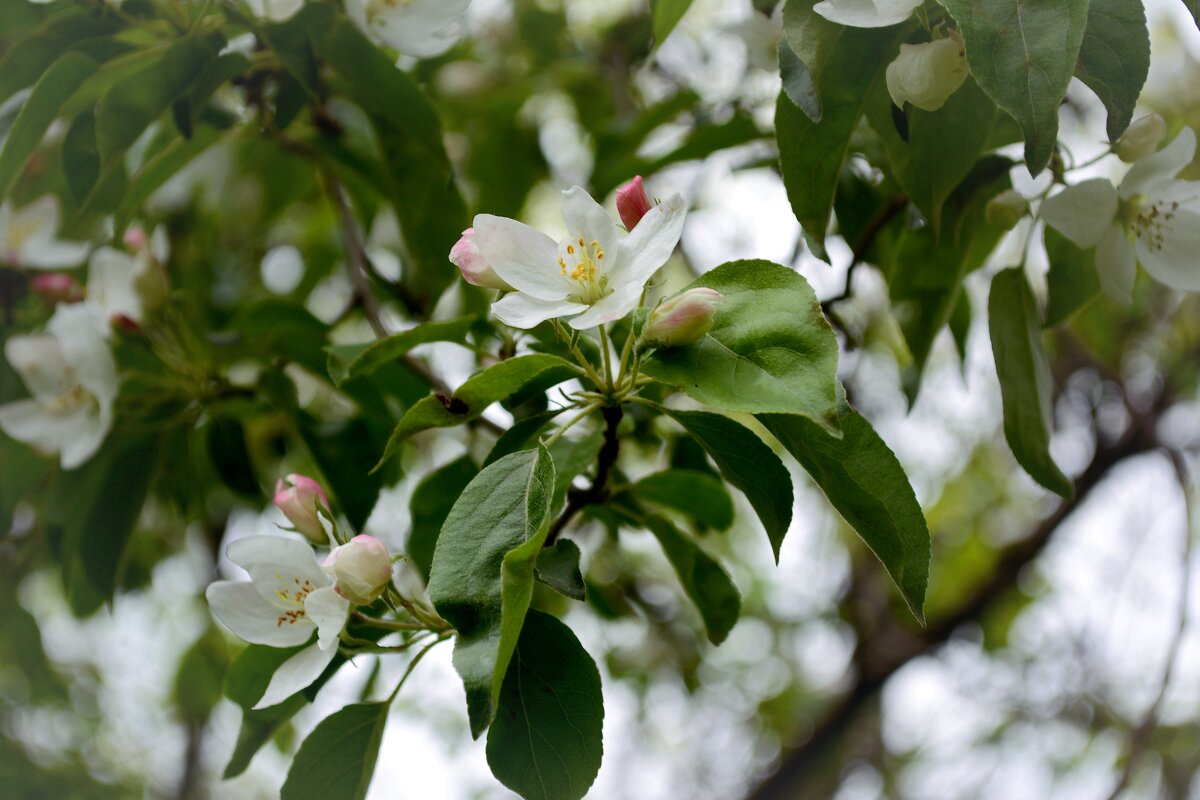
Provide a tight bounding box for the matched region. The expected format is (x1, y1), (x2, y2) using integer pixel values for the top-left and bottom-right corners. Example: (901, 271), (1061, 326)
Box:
(988, 268), (1074, 497)
(428, 447), (556, 738)
(95, 33), (222, 165)
(408, 455), (478, 583)
(297, 415), (386, 532)
(0, 51), (96, 200)
(645, 515), (741, 645)
(376, 355), (579, 469)
(62, 111), (100, 203)
(1075, 0), (1149, 142)
(865, 76), (998, 230)
(326, 317), (474, 386)
(280, 702), (389, 800)
(548, 427), (605, 511)
(760, 410), (931, 622)
(666, 409), (797, 557)
(651, 0), (694, 44)
(1044, 226), (1100, 327)
(642, 260), (840, 428)
(484, 409), (566, 467)
(779, 0), (845, 122)
(486, 611), (604, 800)
(936, 0), (1089, 176)
(0, 7), (125, 106)
(536, 539), (586, 601)
(628, 469), (735, 532)
(776, 24), (908, 255)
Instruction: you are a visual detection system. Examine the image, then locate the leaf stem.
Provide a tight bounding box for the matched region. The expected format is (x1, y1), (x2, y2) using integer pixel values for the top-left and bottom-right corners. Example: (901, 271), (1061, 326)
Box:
(542, 402), (601, 448)
(387, 634), (452, 703)
(598, 325), (614, 391)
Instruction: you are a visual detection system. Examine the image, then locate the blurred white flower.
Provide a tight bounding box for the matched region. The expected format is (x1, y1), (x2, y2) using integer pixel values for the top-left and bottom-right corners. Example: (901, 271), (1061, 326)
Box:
(814, 0), (922, 28)
(1040, 127), (1200, 301)
(86, 228), (169, 324)
(0, 302), (117, 469)
(345, 0), (472, 58)
(473, 185), (686, 330)
(0, 196), (89, 270)
(242, 0), (302, 20)
(885, 35), (968, 112)
(206, 535), (350, 709)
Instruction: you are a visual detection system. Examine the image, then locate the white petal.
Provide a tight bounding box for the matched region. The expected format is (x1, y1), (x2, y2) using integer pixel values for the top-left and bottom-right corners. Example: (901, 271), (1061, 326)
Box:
(205, 581), (315, 647)
(87, 247), (144, 322)
(1121, 128), (1197, 200)
(56, 405), (112, 469)
(567, 282), (643, 330)
(491, 293), (588, 329)
(226, 535), (329, 605)
(0, 400), (110, 470)
(305, 586), (350, 651)
(473, 214), (572, 301)
(350, 0), (470, 57)
(1039, 180), (1119, 249)
(613, 193), (687, 289)
(253, 642), (336, 709)
(1096, 223), (1136, 304)
(47, 303), (118, 410)
(21, 240), (91, 269)
(1135, 207), (1200, 291)
(4, 333), (72, 401)
(813, 0), (920, 27)
(560, 186), (621, 269)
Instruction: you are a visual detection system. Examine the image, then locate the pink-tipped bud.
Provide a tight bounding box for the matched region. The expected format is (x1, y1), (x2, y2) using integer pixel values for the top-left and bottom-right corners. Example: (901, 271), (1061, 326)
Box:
(30, 273), (83, 305)
(123, 228), (147, 251)
(322, 534), (393, 605)
(616, 176), (653, 230)
(273, 473), (329, 544)
(642, 288), (723, 347)
(449, 227), (513, 291)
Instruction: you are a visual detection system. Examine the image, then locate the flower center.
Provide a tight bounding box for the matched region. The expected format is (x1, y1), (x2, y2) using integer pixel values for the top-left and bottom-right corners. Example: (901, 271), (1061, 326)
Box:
(271, 575), (316, 626)
(1128, 196), (1181, 253)
(557, 236), (609, 304)
(4, 216), (40, 265)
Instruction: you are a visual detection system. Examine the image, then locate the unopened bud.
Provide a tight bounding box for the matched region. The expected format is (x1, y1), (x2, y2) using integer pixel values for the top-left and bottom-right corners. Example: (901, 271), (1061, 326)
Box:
(133, 258), (169, 313)
(985, 189), (1028, 231)
(643, 288), (723, 347)
(273, 473), (329, 544)
(449, 228), (513, 291)
(616, 175), (653, 231)
(30, 273), (83, 305)
(885, 34), (968, 112)
(1114, 114), (1167, 163)
(323, 535), (393, 605)
(123, 228), (147, 251)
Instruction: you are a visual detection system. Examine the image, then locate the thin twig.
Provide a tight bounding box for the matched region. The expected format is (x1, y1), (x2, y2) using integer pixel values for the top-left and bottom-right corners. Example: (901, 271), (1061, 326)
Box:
(327, 175), (387, 339)
(544, 405), (623, 547)
(820, 194), (908, 313)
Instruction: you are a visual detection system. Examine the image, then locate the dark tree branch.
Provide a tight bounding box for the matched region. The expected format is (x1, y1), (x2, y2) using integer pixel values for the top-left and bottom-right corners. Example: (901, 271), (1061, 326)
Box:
(746, 403), (1163, 800)
(820, 194), (908, 313)
(544, 405), (623, 547)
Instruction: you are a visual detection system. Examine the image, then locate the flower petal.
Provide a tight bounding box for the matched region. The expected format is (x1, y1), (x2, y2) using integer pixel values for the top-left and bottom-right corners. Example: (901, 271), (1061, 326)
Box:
(1039, 180), (1118, 249)
(253, 642), (336, 709)
(491, 293), (588, 329)
(47, 302), (118, 409)
(4, 333), (72, 401)
(87, 247), (145, 322)
(1096, 223), (1136, 304)
(305, 586), (350, 651)
(226, 535), (329, 605)
(349, 0), (470, 57)
(813, 0), (920, 27)
(613, 193), (687, 288)
(0, 401), (110, 470)
(473, 214), (571, 301)
(560, 186), (621, 270)
(567, 282), (643, 330)
(1135, 207), (1200, 291)
(1121, 128), (1197, 200)
(205, 580), (315, 647)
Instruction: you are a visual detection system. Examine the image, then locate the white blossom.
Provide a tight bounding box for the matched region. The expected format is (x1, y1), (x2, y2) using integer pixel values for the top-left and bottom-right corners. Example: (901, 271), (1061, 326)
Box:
(0, 196), (89, 270)
(345, 0), (472, 58)
(813, 0), (922, 28)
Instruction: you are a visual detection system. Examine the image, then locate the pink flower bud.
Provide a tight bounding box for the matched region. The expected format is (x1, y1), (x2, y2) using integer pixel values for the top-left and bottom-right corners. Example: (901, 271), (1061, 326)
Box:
(616, 175), (653, 231)
(642, 288), (723, 347)
(123, 228), (147, 251)
(449, 227), (513, 291)
(322, 534), (393, 605)
(30, 273), (83, 305)
(273, 473), (329, 544)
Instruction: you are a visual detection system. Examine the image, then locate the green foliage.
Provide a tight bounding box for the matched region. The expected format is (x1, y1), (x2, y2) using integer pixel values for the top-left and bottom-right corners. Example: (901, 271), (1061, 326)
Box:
(408, 455), (479, 583)
(428, 447), (556, 738)
(1044, 227), (1101, 327)
(1076, 0), (1150, 141)
(627, 469), (734, 532)
(988, 268), (1074, 498)
(486, 611), (604, 800)
(651, 0), (695, 44)
(281, 702), (389, 800)
(644, 514), (741, 645)
(326, 317), (475, 386)
(536, 539), (587, 601)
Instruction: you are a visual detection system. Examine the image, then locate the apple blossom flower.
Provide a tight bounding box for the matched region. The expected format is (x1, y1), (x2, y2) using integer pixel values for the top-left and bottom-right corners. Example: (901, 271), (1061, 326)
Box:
(274, 474), (330, 544)
(323, 535), (394, 605)
(1040, 127), (1200, 303)
(87, 230), (169, 324)
(449, 228), (513, 290)
(616, 176), (653, 231)
(0, 302), (117, 469)
(885, 34), (968, 112)
(473, 185), (687, 330)
(242, 0), (303, 21)
(642, 287), (723, 347)
(0, 196), (89, 270)
(206, 536), (350, 708)
(1114, 114), (1167, 163)
(814, 0), (922, 28)
(345, 0), (472, 58)
(30, 273), (83, 305)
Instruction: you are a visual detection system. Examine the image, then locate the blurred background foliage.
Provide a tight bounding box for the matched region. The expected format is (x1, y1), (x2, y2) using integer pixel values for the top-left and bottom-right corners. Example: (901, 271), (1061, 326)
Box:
(3, 0), (1200, 798)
